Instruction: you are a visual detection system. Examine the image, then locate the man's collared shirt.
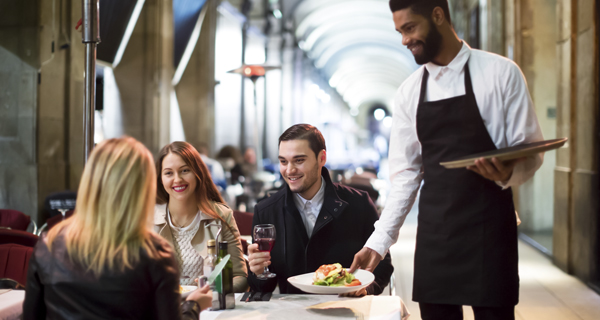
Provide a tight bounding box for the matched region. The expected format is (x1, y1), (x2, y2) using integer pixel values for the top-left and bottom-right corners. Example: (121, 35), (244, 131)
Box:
(293, 177), (326, 238)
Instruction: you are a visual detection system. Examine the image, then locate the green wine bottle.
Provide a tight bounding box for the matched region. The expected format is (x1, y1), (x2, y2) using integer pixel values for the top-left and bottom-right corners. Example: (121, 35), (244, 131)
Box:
(217, 241), (234, 309)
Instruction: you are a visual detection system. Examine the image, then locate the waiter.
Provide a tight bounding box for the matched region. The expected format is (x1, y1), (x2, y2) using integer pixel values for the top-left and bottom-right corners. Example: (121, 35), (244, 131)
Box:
(350, 1), (543, 320)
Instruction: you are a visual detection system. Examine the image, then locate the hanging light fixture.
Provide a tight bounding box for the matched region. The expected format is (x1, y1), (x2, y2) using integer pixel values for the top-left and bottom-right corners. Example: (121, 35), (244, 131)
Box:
(227, 64), (280, 170)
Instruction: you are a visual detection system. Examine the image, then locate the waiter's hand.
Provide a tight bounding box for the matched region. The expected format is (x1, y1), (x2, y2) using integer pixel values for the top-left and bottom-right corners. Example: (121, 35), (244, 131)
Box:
(339, 288), (368, 297)
(467, 157), (525, 182)
(248, 243), (271, 275)
(349, 247), (382, 273)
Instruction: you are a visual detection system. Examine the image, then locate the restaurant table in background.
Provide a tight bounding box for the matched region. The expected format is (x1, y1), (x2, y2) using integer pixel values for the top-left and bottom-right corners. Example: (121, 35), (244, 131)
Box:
(0, 289), (25, 320)
(201, 293), (410, 320)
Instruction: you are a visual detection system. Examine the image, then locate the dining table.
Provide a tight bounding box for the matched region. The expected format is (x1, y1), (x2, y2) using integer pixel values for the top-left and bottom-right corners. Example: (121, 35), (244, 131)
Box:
(0, 289), (25, 320)
(201, 293), (410, 320)
(0, 289), (410, 320)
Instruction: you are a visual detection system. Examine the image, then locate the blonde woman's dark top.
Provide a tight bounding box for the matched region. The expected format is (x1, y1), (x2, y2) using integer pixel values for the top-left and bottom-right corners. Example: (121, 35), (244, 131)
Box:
(23, 231), (200, 320)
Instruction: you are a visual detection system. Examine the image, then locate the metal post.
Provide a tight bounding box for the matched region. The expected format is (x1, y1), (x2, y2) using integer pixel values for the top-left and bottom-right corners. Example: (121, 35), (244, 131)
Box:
(82, 0), (100, 163)
(240, 0), (251, 153)
(251, 79), (263, 171)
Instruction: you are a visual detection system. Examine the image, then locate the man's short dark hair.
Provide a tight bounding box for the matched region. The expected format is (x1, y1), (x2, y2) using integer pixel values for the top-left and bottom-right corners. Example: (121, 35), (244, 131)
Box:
(279, 124), (326, 158)
(389, 0), (452, 25)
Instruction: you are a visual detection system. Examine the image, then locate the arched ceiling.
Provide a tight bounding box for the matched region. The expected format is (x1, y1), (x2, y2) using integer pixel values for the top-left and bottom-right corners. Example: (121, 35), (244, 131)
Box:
(292, 0), (419, 110)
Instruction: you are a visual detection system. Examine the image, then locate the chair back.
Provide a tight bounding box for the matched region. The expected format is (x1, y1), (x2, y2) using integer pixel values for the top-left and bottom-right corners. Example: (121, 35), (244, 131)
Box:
(47, 210), (74, 230)
(0, 209), (31, 231)
(44, 190), (77, 218)
(0, 244), (34, 286)
(232, 210), (254, 236)
(0, 229), (39, 247)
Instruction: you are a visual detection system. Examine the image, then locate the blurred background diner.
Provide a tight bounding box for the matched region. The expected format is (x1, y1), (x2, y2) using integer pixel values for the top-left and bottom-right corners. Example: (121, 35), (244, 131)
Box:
(1, 0), (600, 319)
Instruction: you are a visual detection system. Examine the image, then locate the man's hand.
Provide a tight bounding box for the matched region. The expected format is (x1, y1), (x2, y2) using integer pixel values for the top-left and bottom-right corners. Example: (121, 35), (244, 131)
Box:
(339, 288), (367, 298)
(466, 157), (525, 182)
(247, 243), (271, 275)
(349, 247), (382, 273)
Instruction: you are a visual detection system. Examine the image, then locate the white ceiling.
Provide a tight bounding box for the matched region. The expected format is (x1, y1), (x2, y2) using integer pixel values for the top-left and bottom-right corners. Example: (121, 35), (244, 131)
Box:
(291, 0), (418, 109)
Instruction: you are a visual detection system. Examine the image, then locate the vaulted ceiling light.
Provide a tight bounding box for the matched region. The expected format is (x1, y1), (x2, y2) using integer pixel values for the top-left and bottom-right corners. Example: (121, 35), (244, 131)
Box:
(292, 0), (419, 111)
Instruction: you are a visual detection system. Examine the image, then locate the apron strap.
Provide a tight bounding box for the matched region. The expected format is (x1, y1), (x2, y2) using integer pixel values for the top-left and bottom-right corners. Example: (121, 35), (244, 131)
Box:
(418, 68), (430, 105)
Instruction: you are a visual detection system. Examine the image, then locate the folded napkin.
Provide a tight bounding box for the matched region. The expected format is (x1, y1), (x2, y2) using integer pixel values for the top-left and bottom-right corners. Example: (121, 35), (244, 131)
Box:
(308, 296), (409, 320)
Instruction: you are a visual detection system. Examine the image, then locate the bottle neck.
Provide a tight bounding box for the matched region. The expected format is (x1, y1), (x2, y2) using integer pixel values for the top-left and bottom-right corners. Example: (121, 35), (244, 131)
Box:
(207, 246), (216, 255)
(218, 242), (228, 258)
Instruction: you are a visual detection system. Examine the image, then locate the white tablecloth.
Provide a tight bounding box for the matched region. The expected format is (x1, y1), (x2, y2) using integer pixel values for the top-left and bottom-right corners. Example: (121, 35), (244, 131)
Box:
(200, 294), (410, 320)
(0, 290), (25, 320)
(0, 290), (411, 320)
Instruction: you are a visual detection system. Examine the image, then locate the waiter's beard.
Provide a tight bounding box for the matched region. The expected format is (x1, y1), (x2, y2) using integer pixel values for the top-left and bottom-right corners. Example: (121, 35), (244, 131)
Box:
(412, 21), (443, 65)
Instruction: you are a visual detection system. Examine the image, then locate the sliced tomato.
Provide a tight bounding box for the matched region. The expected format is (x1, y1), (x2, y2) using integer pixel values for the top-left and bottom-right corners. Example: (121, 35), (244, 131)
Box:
(345, 279), (362, 287)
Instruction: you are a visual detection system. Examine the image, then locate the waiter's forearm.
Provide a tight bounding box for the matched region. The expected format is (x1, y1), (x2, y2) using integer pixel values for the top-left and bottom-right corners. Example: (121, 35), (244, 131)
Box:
(365, 172), (421, 257)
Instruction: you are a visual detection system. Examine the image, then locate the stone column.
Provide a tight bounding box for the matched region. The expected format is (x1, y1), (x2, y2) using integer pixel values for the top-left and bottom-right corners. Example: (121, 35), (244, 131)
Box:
(113, 0), (173, 154)
(506, 0), (559, 246)
(36, 0), (86, 223)
(554, 0), (599, 282)
(482, 0), (505, 55)
(0, 0), (39, 221)
(175, 0), (218, 153)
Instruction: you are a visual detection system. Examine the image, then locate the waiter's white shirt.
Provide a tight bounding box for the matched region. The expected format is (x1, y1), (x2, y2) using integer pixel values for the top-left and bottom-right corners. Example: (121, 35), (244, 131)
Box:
(365, 43), (544, 257)
(293, 177), (326, 238)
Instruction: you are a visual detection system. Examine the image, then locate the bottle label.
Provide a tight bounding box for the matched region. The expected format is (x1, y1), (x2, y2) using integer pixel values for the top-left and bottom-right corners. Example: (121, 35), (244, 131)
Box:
(215, 273), (222, 293)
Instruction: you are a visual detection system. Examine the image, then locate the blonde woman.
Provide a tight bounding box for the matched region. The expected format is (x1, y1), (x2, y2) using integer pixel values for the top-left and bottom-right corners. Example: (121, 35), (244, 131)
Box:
(154, 141), (248, 292)
(24, 137), (212, 320)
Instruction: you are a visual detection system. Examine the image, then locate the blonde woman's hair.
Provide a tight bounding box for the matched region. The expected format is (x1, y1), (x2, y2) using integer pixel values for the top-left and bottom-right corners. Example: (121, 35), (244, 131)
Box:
(47, 137), (158, 277)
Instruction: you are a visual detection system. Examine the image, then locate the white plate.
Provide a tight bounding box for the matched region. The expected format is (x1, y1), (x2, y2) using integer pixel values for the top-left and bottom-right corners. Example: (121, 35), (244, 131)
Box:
(287, 269), (374, 294)
(180, 285), (197, 299)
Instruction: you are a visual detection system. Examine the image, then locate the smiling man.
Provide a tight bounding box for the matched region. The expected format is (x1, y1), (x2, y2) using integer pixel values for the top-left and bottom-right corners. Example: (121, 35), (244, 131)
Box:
(350, 1), (544, 320)
(246, 124), (393, 296)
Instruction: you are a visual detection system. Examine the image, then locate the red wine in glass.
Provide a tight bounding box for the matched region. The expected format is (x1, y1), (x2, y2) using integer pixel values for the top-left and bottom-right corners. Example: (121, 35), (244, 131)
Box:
(253, 224), (276, 279)
(256, 238), (275, 252)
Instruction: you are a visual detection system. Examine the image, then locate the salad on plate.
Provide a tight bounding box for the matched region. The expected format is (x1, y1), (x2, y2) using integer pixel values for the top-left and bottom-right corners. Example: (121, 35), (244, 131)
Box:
(312, 263), (361, 287)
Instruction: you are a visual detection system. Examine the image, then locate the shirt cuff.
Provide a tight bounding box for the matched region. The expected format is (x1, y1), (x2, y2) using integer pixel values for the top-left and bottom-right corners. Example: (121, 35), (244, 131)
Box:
(364, 228), (394, 259)
(495, 160), (526, 189)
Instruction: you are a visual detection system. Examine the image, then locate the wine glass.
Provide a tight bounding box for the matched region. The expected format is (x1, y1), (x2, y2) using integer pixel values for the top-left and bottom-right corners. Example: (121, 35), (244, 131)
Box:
(253, 224), (276, 279)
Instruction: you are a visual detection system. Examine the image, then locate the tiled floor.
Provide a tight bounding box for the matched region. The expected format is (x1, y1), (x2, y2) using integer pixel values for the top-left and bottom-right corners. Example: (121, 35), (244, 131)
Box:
(383, 211), (600, 320)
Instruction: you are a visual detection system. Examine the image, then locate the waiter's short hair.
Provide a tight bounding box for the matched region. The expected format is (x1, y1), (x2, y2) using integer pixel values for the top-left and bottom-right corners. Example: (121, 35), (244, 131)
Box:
(389, 0), (452, 25)
(279, 124), (326, 158)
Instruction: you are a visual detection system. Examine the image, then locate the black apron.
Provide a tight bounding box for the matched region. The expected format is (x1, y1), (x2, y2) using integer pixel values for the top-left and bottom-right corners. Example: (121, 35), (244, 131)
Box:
(412, 62), (519, 307)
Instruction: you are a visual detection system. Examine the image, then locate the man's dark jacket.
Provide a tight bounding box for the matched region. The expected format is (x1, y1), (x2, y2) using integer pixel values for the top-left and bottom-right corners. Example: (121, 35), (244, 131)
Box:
(248, 167), (393, 294)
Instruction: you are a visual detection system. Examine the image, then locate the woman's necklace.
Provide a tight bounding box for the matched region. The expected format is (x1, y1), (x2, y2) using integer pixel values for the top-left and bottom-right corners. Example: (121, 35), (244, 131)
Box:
(168, 208), (196, 228)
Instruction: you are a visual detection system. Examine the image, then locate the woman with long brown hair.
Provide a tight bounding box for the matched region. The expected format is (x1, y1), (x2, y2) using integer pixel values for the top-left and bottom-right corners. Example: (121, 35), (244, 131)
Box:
(154, 141), (248, 292)
(24, 137), (212, 319)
